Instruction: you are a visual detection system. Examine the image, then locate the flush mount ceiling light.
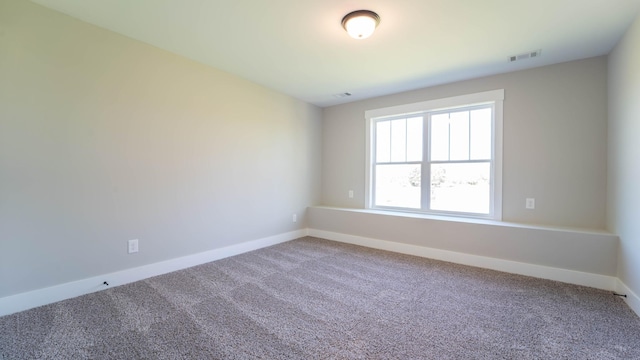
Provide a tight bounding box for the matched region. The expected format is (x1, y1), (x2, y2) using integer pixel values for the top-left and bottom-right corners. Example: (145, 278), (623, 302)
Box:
(341, 10), (380, 39)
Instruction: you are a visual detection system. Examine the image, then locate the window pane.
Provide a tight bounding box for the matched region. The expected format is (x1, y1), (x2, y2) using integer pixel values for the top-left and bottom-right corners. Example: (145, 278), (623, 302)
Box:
(406, 117), (423, 162)
(430, 162), (490, 214)
(375, 164), (421, 209)
(376, 121), (390, 163)
(390, 119), (406, 162)
(470, 108), (491, 160)
(430, 113), (449, 161)
(449, 111), (469, 161)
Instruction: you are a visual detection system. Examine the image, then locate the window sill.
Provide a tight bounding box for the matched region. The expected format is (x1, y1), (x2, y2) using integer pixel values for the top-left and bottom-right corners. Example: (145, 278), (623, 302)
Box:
(310, 205), (613, 236)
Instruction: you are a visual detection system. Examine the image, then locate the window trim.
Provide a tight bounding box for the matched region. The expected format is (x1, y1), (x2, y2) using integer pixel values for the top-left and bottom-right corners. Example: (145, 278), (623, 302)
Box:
(365, 89), (504, 220)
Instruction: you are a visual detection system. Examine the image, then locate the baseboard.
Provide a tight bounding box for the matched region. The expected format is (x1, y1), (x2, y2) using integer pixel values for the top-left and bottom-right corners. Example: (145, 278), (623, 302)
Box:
(3, 228), (628, 319)
(615, 279), (640, 318)
(0, 229), (307, 317)
(308, 229), (617, 291)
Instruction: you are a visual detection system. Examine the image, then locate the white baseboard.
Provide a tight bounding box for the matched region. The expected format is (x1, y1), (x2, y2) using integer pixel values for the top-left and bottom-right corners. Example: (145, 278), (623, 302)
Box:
(0, 229), (307, 317)
(308, 229), (617, 292)
(4, 229), (632, 319)
(615, 279), (640, 318)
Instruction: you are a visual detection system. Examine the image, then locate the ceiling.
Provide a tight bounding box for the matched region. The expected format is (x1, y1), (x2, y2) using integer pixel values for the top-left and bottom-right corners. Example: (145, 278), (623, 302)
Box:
(32, 0), (640, 107)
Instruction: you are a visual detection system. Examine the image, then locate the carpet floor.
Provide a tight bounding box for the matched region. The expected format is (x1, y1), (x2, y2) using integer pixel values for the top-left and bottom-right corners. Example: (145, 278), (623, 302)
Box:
(1, 236), (640, 359)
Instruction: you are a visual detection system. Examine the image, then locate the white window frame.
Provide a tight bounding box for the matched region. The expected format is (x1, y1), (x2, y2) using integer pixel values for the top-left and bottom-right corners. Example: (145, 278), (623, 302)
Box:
(365, 89), (504, 220)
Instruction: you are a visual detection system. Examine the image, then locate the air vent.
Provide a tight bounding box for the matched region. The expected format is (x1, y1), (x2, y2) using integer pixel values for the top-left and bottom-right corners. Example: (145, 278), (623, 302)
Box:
(332, 92), (352, 98)
(508, 49), (542, 62)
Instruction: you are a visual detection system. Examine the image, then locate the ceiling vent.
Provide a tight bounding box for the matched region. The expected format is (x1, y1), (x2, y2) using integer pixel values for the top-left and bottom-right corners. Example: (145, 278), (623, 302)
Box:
(508, 49), (542, 62)
(332, 92), (352, 98)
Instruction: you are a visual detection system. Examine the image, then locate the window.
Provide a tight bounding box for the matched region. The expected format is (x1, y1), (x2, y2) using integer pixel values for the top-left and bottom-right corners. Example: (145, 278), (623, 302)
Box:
(365, 90), (503, 219)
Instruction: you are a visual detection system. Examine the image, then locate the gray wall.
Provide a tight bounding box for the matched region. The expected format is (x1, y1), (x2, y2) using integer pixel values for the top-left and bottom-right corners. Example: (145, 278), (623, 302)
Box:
(608, 13), (640, 298)
(0, 0), (322, 298)
(322, 57), (608, 230)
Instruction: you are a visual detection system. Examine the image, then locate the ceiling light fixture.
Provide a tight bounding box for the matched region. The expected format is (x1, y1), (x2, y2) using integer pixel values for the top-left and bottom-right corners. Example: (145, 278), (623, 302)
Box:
(341, 10), (380, 39)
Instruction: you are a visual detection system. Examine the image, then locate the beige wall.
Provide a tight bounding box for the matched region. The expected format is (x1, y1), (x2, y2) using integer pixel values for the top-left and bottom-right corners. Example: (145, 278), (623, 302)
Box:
(608, 13), (640, 297)
(316, 60), (614, 288)
(322, 57), (608, 230)
(0, 0), (322, 298)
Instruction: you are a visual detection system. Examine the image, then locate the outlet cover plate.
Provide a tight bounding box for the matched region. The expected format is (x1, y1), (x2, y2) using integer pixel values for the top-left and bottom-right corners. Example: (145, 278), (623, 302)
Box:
(526, 198), (535, 209)
(128, 239), (139, 254)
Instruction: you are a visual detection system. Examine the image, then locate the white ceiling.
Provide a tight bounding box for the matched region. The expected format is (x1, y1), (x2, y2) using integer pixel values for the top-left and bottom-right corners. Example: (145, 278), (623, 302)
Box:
(32, 0), (640, 107)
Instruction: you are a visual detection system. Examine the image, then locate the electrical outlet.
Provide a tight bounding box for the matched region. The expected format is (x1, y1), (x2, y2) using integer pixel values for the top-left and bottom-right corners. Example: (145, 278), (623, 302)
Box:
(292, 214), (297, 223)
(525, 198), (535, 210)
(128, 239), (139, 254)
(348, 190), (354, 198)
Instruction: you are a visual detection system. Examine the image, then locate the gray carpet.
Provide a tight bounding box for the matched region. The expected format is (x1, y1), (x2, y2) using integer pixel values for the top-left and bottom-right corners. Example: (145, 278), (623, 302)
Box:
(2, 237), (640, 359)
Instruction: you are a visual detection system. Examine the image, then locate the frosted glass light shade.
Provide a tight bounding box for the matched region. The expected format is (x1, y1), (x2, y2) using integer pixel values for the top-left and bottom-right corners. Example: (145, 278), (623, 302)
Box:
(341, 10), (380, 39)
